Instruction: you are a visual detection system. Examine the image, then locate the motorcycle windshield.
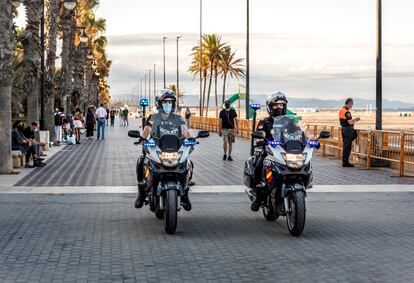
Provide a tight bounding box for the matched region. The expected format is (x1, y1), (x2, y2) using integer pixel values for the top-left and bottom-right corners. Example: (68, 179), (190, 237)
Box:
(152, 124), (184, 152)
(272, 116), (306, 153)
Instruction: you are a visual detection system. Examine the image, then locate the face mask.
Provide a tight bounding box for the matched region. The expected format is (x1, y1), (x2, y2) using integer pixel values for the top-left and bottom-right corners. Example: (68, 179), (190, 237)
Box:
(225, 103), (230, 109)
(162, 103), (172, 114)
(33, 128), (39, 132)
(272, 107), (284, 117)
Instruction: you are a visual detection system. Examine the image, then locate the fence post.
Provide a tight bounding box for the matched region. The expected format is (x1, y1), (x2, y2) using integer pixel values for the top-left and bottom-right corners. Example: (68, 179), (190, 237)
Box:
(399, 133), (405, 177)
(366, 131), (372, 170)
(337, 127), (343, 159)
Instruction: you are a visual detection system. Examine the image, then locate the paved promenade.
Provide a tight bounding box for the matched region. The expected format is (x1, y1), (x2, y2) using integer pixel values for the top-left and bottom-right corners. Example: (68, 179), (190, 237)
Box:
(1, 117), (413, 282)
(14, 118), (414, 187)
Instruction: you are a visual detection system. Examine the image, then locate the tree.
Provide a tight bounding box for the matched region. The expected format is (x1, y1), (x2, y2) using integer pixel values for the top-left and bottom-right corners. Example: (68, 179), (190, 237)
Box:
(202, 34), (226, 116)
(188, 45), (209, 116)
(218, 46), (245, 104)
(0, 0), (15, 173)
(22, 0), (42, 124)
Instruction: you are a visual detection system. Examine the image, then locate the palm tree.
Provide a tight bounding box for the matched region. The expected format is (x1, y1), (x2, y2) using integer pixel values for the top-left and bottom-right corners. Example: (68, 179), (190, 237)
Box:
(58, 3), (75, 113)
(44, 0), (59, 140)
(202, 34), (226, 116)
(188, 45), (209, 115)
(22, 0), (42, 124)
(218, 46), (245, 104)
(0, 0), (15, 173)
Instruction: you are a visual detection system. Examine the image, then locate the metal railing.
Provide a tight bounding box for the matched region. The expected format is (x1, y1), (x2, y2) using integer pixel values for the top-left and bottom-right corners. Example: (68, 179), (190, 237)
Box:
(190, 116), (414, 177)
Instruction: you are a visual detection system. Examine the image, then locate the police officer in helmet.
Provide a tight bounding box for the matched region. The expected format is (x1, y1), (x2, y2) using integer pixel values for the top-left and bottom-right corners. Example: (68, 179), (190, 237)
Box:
(134, 89), (193, 210)
(251, 91), (288, 211)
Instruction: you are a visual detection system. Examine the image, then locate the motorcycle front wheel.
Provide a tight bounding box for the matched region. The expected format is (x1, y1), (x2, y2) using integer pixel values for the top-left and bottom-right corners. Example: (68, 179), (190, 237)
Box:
(164, 190), (178, 234)
(286, 191), (306, 237)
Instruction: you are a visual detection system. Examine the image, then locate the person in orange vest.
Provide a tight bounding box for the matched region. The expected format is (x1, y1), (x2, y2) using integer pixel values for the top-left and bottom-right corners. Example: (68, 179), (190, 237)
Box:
(339, 98), (360, 167)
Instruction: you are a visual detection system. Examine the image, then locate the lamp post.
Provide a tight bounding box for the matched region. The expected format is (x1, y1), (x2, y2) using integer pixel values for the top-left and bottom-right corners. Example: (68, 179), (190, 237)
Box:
(144, 74), (147, 99)
(376, 0), (382, 130)
(153, 63), (156, 103)
(163, 36), (167, 88)
(199, 0), (203, 116)
(176, 36), (182, 109)
(245, 0), (250, 119)
(148, 69), (152, 106)
(140, 78), (143, 100)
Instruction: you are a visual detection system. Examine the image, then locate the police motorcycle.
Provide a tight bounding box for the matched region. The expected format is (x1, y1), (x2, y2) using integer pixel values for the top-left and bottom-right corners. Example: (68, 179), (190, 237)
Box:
(128, 127), (209, 234)
(244, 104), (330, 236)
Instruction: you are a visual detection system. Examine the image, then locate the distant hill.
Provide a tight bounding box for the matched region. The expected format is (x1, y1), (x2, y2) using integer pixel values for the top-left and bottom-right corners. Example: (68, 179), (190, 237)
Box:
(111, 93), (414, 111)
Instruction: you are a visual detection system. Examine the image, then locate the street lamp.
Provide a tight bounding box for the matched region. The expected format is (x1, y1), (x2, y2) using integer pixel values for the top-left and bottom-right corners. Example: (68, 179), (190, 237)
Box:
(145, 74), (148, 99)
(148, 69), (152, 106)
(163, 36), (167, 88)
(376, 0), (382, 130)
(79, 29), (88, 44)
(176, 36), (182, 109)
(245, 0), (250, 119)
(199, 0), (203, 116)
(63, 0), (77, 11)
(153, 64), (157, 100)
(86, 49), (93, 60)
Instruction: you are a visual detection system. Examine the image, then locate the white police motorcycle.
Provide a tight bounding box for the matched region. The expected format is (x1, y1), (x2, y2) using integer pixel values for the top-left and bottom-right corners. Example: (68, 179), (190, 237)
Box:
(244, 115), (330, 236)
(128, 128), (209, 234)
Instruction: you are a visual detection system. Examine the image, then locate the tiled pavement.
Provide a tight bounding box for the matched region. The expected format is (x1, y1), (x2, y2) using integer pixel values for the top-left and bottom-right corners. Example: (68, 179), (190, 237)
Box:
(15, 118), (414, 187)
(0, 193), (413, 282)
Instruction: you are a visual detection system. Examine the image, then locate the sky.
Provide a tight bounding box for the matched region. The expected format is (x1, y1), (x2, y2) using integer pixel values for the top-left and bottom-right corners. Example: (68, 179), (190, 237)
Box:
(16, 0), (414, 103)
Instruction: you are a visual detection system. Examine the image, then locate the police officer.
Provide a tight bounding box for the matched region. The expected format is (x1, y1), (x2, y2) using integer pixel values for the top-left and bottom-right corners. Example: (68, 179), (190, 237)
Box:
(134, 89), (193, 210)
(250, 91), (288, 211)
(339, 98), (360, 167)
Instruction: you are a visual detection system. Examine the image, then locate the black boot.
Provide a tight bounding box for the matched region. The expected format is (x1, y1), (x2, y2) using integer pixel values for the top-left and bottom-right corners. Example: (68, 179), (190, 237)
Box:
(181, 192), (192, 211)
(251, 183), (265, 212)
(134, 183), (147, 209)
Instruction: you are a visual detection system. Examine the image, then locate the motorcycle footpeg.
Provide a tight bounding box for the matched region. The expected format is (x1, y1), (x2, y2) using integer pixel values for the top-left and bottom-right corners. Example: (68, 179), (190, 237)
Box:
(144, 200), (149, 206)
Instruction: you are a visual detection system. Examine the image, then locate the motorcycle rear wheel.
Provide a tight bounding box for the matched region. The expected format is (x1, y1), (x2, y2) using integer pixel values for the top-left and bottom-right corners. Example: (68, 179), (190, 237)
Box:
(286, 191), (306, 237)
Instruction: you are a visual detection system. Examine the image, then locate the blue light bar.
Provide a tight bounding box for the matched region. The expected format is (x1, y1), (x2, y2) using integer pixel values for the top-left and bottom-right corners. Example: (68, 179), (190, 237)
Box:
(184, 140), (197, 147)
(140, 98), (149, 107)
(306, 140), (320, 148)
(250, 103), (261, 110)
(144, 141), (156, 147)
(268, 140), (283, 147)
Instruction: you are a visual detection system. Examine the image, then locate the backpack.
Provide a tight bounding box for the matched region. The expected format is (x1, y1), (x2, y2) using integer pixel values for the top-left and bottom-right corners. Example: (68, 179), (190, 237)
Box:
(54, 112), (62, 126)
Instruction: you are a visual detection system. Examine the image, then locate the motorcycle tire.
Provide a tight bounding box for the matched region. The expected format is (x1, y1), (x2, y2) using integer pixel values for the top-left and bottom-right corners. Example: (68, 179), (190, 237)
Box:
(286, 191), (306, 237)
(164, 190), (178, 234)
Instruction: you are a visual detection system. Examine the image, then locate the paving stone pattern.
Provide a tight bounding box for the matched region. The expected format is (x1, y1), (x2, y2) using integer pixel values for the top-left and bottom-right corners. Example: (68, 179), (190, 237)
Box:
(0, 193), (413, 282)
(15, 118), (414, 187)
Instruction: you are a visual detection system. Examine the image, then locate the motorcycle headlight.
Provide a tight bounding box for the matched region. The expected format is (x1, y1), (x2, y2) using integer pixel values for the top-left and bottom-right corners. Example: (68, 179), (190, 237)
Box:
(157, 151), (183, 167)
(282, 153), (307, 169)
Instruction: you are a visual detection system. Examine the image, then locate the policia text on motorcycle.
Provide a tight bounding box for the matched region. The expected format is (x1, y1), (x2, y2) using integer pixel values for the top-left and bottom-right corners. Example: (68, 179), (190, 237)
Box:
(339, 98), (360, 167)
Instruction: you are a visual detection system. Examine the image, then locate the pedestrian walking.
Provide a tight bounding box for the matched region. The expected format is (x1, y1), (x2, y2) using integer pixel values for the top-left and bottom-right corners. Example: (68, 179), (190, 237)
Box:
(185, 108), (191, 129)
(85, 107), (95, 140)
(95, 103), (107, 140)
(123, 107), (129, 126)
(339, 98), (360, 167)
(219, 100), (239, 161)
(54, 107), (65, 146)
(110, 107), (116, 126)
(105, 106), (110, 126)
(73, 108), (84, 144)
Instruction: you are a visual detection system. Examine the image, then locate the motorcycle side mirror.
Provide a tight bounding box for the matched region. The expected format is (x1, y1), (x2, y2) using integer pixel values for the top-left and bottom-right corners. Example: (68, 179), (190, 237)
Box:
(318, 131), (331, 139)
(128, 130), (141, 138)
(251, 130), (266, 140)
(197, 130), (210, 139)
